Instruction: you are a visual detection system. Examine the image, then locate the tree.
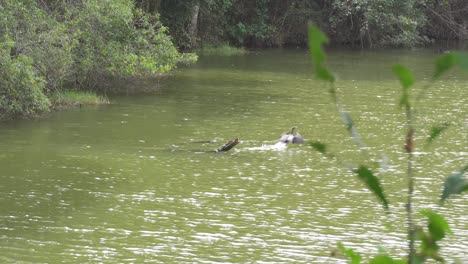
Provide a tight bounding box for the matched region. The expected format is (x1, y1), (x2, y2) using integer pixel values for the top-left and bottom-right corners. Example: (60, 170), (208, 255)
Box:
(423, 0), (468, 41)
(0, 0), (196, 120)
(328, 0), (428, 47)
(0, 38), (50, 119)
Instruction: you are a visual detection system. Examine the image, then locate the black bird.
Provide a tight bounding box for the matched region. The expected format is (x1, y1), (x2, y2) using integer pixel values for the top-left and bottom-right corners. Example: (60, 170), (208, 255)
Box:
(279, 127), (304, 144)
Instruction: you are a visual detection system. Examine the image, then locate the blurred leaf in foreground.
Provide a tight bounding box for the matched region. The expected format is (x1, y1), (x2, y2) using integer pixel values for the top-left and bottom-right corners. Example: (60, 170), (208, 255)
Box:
(415, 210), (451, 262)
(370, 255), (406, 264)
(338, 242), (361, 264)
(440, 166), (467, 203)
(307, 24), (335, 83)
(434, 53), (456, 79)
(426, 123), (450, 145)
(310, 141), (327, 155)
(392, 64), (414, 108)
(420, 210), (451, 242)
(353, 165), (389, 209)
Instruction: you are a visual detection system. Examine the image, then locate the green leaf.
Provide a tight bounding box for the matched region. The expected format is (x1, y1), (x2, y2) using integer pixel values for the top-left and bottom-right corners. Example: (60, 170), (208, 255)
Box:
(308, 24), (329, 66)
(316, 64), (335, 82)
(440, 167), (467, 203)
(353, 166), (389, 209)
(370, 255), (406, 264)
(307, 24), (335, 83)
(310, 141), (327, 155)
(392, 65), (414, 108)
(399, 92), (410, 108)
(433, 53), (456, 79)
(463, 184), (468, 192)
(338, 242), (361, 264)
(392, 64), (415, 90)
(411, 255), (425, 264)
(426, 123), (450, 145)
(420, 210), (451, 242)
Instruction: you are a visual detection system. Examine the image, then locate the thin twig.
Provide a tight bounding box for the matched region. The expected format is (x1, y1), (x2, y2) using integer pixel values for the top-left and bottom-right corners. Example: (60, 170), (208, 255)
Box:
(405, 106), (415, 263)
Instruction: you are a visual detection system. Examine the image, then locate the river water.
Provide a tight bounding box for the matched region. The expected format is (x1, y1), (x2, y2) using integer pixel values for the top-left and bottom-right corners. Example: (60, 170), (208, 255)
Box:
(1, 49), (466, 263)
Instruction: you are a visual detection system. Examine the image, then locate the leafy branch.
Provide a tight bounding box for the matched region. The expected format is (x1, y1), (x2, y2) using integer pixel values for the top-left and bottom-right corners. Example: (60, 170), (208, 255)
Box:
(308, 24), (389, 210)
(307, 24), (467, 263)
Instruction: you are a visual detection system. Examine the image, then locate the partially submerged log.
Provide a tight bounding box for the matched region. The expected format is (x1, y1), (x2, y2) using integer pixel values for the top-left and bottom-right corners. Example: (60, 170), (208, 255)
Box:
(216, 138), (239, 152)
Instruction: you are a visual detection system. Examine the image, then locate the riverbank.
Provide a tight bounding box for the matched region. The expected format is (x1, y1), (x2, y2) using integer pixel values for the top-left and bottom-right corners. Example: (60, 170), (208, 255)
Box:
(198, 44), (248, 56)
(50, 91), (110, 110)
(0, 90), (109, 122)
(0, 0), (195, 122)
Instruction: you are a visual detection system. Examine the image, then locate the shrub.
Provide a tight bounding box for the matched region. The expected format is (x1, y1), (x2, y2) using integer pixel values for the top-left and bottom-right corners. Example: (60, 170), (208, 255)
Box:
(0, 0), (74, 92)
(69, 0), (196, 90)
(0, 40), (50, 120)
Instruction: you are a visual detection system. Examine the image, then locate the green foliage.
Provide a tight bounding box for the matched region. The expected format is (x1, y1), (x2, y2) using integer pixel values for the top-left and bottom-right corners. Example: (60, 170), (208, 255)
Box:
(433, 53), (457, 79)
(154, 0), (466, 49)
(433, 52), (468, 79)
(308, 26), (466, 263)
(309, 24), (389, 211)
(329, 0), (427, 47)
(50, 91), (109, 109)
(414, 210), (452, 263)
(392, 65), (415, 90)
(424, 0), (468, 41)
(369, 254), (406, 264)
(0, 0), (196, 119)
(353, 166), (389, 209)
(200, 44), (247, 56)
(158, 0), (322, 48)
(338, 243), (362, 264)
(0, 41), (50, 120)
(221, 0), (277, 47)
(307, 24), (328, 67)
(310, 141), (328, 156)
(307, 24), (335, 83)
(421, 210), (451, 241)
(426, 123), (450, 145)
(440, 166), (468, 203)
(159, 0), (205, 50)
(0, 0), (73, 92)
(69, 0), (195, 89)
(229, 22), (248, 45)
(392, 65), (415, 108)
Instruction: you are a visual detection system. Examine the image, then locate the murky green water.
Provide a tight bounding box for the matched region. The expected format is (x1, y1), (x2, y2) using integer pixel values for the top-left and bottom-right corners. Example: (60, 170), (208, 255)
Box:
(1, 49), (466, 263)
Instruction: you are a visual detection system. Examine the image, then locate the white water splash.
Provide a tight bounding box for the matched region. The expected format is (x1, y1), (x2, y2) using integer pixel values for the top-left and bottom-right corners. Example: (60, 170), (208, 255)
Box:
(243, 141), (288, 151)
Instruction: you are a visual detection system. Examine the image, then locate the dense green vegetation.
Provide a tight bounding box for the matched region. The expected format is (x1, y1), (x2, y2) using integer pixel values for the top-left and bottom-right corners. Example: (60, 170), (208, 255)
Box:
(1, 0), (467, 120)
(49, 91), (109, 109)
(140, 0), (468, 50)
(0, 0), (196, 120)
(200, 44), (248, 56)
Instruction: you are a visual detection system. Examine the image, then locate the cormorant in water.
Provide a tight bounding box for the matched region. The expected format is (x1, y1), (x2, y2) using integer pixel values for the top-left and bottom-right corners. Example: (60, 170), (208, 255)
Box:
(279, 127), (304, 144)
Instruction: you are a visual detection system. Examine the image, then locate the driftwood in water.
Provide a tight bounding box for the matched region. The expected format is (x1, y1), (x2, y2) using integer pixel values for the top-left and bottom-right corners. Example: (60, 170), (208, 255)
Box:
(216, 138), (239, 152)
